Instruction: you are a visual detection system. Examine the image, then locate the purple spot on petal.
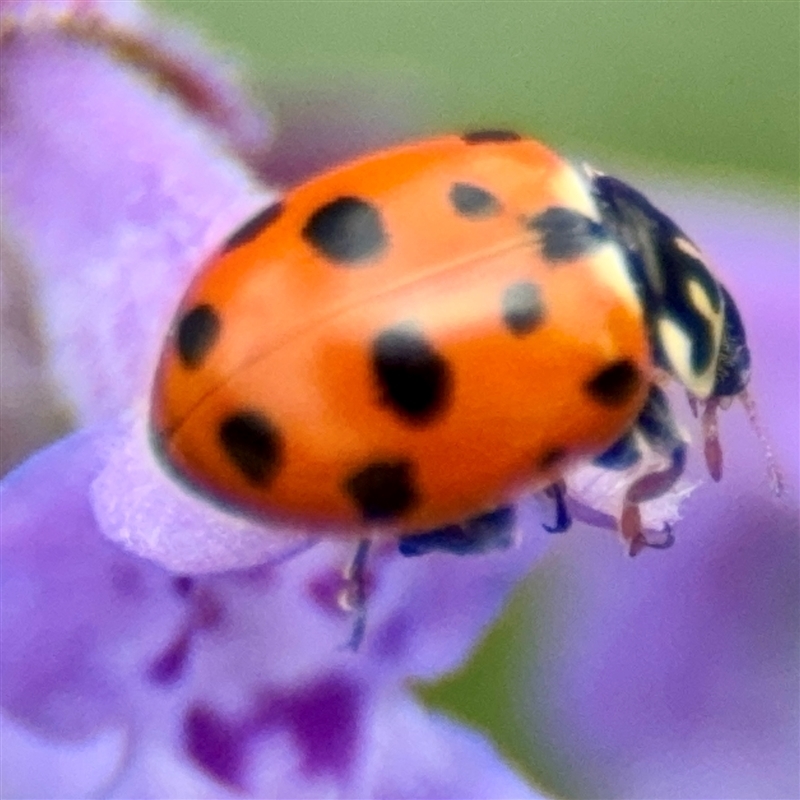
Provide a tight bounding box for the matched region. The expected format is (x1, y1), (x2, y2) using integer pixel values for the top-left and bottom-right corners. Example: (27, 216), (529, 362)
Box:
(184, 704), (245, 789)
(289, 675), (362, 778)
(373, 611), (413, 661)
(172, 576), (195, 597)
(191, 588), (225, 631)
(307, 569), (349, 616)
(147, 631), (191, 686)
(110, 562), (145, 598)
(254, 674), (363, 780)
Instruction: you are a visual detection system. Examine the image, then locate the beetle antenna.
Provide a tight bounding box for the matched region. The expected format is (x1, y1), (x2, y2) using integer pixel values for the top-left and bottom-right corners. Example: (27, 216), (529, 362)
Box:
(738, 389), (785, 497)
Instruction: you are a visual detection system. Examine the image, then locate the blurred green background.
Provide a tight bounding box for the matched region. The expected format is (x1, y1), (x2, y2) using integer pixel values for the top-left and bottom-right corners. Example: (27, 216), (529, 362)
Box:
(154, 2), (797, 796)
(156, 1), (797, 189)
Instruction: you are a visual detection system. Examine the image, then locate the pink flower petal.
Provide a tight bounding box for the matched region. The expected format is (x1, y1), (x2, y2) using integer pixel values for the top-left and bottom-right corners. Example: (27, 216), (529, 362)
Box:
(0, 3), (274, 420)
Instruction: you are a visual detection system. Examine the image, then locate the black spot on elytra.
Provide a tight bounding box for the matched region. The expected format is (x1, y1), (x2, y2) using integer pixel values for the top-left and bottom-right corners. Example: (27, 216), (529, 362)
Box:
(176, 304), (220, 368)
(584, 359), (641, 407)
(462, 129), (521, 144)
(526, 207), (608, 262)
(538, 447), (566, 471)
(372, 325), (452, 424)
(344, 460), (417, 521)
(502, 281), (545, 336)
(302, 197), (387, 264)
(449, 182), (500, 218)
(223, 202), (284, 253)
(219, 410), (283, 485)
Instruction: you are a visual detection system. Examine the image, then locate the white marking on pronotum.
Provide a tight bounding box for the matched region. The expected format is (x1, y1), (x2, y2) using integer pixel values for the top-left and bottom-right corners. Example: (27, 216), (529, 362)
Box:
(687, 278), (715, 320)
(674, 236), (705, 262)
(657, 314), (702, 392)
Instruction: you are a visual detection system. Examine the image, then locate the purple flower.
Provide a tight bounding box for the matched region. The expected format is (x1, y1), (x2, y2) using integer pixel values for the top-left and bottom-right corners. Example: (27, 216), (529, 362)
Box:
(520, 189), (799, 799)
(0, 2), (551, 797)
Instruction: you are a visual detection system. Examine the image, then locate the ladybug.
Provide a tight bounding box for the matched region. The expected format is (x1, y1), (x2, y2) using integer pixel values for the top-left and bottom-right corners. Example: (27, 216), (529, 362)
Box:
(151, 130), (756, 647)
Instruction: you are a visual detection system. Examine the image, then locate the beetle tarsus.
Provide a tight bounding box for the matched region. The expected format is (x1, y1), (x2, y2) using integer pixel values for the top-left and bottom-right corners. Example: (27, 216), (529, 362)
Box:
(542, 480), (571, 533)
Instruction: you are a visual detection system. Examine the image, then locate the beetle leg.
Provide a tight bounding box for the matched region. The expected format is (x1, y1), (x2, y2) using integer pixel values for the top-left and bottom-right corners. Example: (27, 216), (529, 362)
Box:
(398, 506), (516, 557)
(619, 385), (687, 556)
(697, 397), (723, 481)
(339, 538), (372, 651)
(621, 445), (684, 556)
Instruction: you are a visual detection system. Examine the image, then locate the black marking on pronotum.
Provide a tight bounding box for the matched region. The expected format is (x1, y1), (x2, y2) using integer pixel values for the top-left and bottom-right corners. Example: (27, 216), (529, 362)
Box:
(222, 202), (284, 253)
(218, 410), (283, 485)
(176, 304), (221, 369)
(655, 249), (721, 378)
(589, 173), (734, 385)
(502, 281), (545, 336)
(538, 447), (566, 471)
(344, 460), (418, 521)
(712, 285), (750, 397)
(462, 129), (522, 144)
(372, 324), (453, 424)
(526, 207), (608, 263)
(302, 196), (388, 264)
(448, 182), (501, 218)
(584, 359), (641, 407)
